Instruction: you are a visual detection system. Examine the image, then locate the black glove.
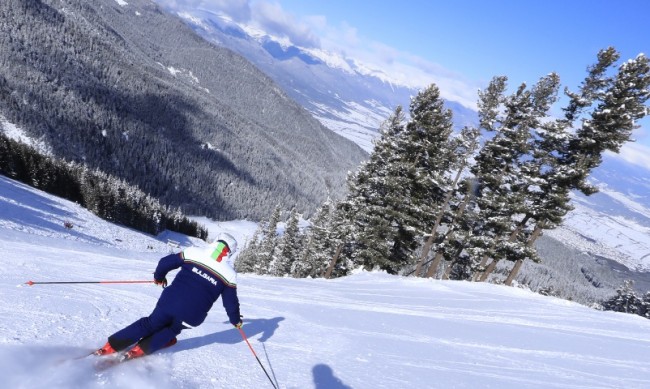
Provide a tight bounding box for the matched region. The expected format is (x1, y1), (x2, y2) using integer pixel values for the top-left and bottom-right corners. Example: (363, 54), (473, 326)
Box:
(154, 277), (167, 288)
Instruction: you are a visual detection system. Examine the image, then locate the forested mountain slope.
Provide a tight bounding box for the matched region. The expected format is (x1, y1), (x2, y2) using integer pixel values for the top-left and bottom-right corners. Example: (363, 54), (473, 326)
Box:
(0, 0), (367, 220)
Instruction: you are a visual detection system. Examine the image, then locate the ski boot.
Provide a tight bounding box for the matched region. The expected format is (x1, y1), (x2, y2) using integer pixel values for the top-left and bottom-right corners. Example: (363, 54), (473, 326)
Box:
(93, 341), (117, 356)
(121, 344), (145, 361)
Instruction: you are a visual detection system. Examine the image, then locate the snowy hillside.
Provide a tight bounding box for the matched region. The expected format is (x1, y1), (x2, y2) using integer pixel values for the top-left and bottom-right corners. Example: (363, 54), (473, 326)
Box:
(2, 176), (650, 388)
(545, 156), (650, 272)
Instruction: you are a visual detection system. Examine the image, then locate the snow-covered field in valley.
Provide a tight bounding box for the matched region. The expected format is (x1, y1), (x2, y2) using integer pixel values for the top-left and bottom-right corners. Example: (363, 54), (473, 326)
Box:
(2, 175), (650, 389)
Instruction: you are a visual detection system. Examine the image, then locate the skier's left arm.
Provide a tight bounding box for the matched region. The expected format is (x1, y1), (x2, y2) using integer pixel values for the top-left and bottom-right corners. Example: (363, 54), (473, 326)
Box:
(153, 253), (183, 286)
(222, 286), (242, 327)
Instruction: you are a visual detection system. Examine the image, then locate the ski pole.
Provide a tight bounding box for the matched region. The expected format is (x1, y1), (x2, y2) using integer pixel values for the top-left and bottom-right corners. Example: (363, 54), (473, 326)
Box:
(238, 327), (278, 389)
(24, 280), (154, 286)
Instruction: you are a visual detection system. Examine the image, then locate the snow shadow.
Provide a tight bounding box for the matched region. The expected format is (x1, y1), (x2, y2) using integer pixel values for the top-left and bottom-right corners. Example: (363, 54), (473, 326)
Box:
(312, 364), (352, 389)
(156, 230), (196, 249)
(170, 317), (285, 352)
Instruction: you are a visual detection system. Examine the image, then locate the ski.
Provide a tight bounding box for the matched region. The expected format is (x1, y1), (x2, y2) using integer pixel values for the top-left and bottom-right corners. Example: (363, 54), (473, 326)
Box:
(93, 353), (136, 372)
(53, 349), (96, 366)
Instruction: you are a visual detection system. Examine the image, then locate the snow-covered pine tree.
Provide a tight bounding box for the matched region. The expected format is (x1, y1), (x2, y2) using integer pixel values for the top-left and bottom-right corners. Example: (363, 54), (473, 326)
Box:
(602, 280), (643, 315)
(292, 198), (334, 278)
(483, 76), (566, 282)
(323, 195), (357, 278)
(270, 207), (301, 276)
(325, 106), (409, 274)
(478, 49), (649, 285)
(419, 125), (481, 278)
(468, 77), (544, 281)
(505, 49), (650, 284)
(393, 85), (458, 272)
(235, 227), (261, 274)
(256, 204), (282, 275)
(444, 77), (508, 280)
(327, 86), (458, 275)
(564, 48), (650, 194)
(504, 74), (573, 284)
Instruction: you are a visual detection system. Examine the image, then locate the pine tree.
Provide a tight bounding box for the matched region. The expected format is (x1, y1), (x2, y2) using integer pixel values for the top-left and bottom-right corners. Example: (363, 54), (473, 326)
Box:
(602, 280), (642, 315)
(504, 49), (650, 284)
(270, 207), (301, 276)
(419, 125), (481, 278)
(293, 198), (333, 278)
(464, 73), (574, 282)
(399, 85), (458, 266)
(465, 77), (531, 280)
(565, 49), (650, 194)
(324, 86), (458, 275)
(256, 205), (282, 275)
(327, 106), (409, 274)
(236, 227), (262, 274)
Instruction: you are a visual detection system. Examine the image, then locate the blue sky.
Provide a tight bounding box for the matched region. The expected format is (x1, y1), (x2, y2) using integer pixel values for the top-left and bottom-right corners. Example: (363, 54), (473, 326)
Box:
(158, 0), (650, 168)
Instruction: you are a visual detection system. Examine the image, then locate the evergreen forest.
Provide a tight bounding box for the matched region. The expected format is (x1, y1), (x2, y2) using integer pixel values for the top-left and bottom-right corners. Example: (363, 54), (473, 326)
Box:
(0, 132), (207, 239)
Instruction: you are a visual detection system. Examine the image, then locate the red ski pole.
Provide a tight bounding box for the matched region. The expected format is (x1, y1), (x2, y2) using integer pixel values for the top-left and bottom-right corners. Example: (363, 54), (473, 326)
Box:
(25, 280), (154, 286)
(238, 327), (278, 389)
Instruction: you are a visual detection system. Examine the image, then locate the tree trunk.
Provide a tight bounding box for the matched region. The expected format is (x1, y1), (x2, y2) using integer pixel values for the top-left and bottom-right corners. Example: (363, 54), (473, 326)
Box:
(414, 167), (465, 277)
(503, 259), (524, 286)
(476, 215), (532, 282)
(424, 251), (445, 278)
(422, 191), (471, 278)
(504, 222), (545, 286)
(424, 226), (460, 278)
(442, 260), (454, 279)
(478, 258), (498, 282)
(443, 238), (468, 280)
(472, 254), (491, 281)
(323, 243), (343, 279)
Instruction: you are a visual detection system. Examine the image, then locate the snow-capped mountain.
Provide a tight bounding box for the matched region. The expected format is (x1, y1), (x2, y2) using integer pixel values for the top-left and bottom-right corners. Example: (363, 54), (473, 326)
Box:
(172, 8), (477, 152)
(164, 5), (650, 274)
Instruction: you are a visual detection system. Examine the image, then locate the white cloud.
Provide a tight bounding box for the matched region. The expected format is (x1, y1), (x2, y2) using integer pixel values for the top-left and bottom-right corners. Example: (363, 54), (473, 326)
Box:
(155, 0), (481, 108)
(157, 0), (252, 22)
(251, 2), (321, 48)
(292, 10), (480, 108)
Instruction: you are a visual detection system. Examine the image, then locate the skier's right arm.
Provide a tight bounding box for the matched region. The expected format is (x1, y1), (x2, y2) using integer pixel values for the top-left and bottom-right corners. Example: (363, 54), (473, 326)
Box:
(153, 253), (183, 281)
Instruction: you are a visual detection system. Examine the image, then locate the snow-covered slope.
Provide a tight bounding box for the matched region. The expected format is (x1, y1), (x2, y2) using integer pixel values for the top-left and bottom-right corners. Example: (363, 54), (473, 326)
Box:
(2, 177), (650, 388)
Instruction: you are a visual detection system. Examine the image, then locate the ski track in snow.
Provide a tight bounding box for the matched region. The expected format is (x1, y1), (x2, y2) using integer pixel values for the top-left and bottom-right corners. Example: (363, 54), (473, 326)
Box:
(2, 175), (650, 388)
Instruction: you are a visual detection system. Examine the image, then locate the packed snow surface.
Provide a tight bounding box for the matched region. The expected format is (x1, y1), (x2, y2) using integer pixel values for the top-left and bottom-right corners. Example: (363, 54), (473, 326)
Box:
(1, 175), (650, 388)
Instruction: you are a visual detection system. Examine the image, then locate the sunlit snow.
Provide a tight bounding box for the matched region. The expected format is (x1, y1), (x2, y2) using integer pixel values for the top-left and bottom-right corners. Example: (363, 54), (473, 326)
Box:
(2, 176), (650, 388)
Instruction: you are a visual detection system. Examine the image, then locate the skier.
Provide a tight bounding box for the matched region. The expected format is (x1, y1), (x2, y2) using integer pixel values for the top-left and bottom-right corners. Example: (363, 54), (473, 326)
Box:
(94, 232), (242, 360)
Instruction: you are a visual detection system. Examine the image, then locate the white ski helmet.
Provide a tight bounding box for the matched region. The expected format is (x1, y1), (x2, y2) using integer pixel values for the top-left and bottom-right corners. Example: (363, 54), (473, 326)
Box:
(215, 232), (237, 253)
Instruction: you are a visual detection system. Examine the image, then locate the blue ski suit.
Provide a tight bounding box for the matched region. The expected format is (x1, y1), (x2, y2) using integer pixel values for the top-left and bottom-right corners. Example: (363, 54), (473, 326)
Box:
(107, 242), (241, 354)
